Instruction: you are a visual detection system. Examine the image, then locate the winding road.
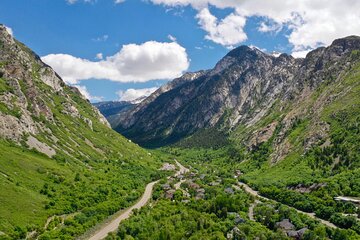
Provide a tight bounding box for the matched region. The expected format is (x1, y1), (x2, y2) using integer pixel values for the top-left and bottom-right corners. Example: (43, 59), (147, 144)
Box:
(174, 160), (189, 189)
(86, 161), (189, 240)
(237, 182), (337, 229)
(85, 164), (338, 239)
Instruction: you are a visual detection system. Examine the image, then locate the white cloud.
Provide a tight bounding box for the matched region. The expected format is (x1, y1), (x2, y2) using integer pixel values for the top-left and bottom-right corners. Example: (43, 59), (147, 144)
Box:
(117, 87), (158, 102)
(42, 41), (189, 84)
(114, 0), (125, 4)
(196, 8), (247, 47)
(271, 51), (282, 58)
(249, 45), (267, 52)
(74, 85), (103, 102)
(92, 34), (108, 42)
(150, 0), (208, 9)
(291, 49), (311, 59)
(95, 53), (103, 60)
(258, 20), (282, 33)
(66, 0), (96, 4)
(4, 26), (13, 36)
(168, 34), (177, 42)
(150, 0), (360, 52)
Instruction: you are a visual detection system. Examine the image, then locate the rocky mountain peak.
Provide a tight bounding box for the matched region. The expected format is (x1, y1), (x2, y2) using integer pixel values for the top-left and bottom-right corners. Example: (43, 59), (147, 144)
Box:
(0, 26), (110, 156)
(227, 45), (255, 58)
(330, 35), (360, 50)
(212, 45), (270, 75)
(105, 35), (360, 147)
(0, 24), (13, 41)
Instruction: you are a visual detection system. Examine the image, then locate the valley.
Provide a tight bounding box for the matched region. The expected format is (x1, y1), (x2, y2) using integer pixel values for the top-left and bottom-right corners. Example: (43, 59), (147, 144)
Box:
(1, 19), (360, 240)
(98, 33), (360, 239)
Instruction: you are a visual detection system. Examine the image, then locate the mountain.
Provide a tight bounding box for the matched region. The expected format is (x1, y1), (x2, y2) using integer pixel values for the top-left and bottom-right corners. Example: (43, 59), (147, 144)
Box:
(114, 36), (360, 148)
(93, 95), (159, 128)
(93, 101), (134, 118)
(93, 101), (135, 127)
(0, 24), (161, 239)
(107, 35), (360, 236)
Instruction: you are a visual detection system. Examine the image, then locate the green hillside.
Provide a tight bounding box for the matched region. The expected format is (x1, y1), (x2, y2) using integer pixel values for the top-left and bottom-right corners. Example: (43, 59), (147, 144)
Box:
(0, 25), (163, 239)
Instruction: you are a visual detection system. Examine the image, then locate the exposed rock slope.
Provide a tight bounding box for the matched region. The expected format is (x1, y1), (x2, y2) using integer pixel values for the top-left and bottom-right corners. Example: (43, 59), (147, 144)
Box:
(0, 24), (114, 157)
(113, 36), (360, 148)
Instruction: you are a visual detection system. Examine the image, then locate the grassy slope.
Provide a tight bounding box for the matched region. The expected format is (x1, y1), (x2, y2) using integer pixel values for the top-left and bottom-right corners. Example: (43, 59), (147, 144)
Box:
(0, 138), (164, 239)
(0, 85), (165, 239)
(240, 62), (360, 189)
(0, 46), (166, 239)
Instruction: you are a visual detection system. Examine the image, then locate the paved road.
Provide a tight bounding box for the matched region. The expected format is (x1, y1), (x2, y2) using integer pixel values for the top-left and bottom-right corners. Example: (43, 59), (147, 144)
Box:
(237, 182), (337, 229)
(86, 161), (189, 240)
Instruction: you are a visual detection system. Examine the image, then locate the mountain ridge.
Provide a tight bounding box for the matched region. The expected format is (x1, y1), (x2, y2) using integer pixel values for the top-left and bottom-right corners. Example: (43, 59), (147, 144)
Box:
(111, 35), (360, 148)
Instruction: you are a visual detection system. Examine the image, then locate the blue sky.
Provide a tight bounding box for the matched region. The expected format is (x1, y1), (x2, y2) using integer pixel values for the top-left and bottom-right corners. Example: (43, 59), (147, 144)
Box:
(1, 0), (359, 102)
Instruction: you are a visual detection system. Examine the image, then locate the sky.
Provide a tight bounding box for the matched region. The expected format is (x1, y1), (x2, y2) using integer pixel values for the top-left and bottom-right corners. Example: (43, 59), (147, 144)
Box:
(1, 0), (360, 102)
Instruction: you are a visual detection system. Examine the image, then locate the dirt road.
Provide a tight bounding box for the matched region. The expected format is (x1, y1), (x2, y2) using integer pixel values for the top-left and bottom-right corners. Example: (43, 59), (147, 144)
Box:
(87, 180), (158, 240)
(174, 160), (189, 189)
(86, 161), (189, 240)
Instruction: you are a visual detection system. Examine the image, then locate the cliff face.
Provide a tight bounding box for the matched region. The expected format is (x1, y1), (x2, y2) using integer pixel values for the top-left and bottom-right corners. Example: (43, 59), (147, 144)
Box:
(113, 36), (360, 147)
(0, 24), (114, 157)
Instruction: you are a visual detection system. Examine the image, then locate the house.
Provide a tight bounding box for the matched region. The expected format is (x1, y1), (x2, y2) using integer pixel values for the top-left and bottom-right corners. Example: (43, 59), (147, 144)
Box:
(275, 219), (308, 239)
(195, 188), (205, 199)
(287, 228), (308, 239)
(226, 227), (242, 240)
(275, 219), (295, 231)
(162, 183), (171, 191)
(165, 189), (175, 199)
(176, 174), (184, 180)
(160, 163), (176, 171)
(224, 187), (234, 195)
(188, 181), (200, 189)
(234, 216), (245, 224)
(189, 172), (197, 178)
(227, 212), (245, 224)
(209, 181), (220, 186)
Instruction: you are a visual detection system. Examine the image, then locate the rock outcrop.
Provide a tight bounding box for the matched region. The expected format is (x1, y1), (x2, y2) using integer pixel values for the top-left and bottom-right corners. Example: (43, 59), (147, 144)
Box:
(113, 35), (360, 148)
(0, 24), (110, 157)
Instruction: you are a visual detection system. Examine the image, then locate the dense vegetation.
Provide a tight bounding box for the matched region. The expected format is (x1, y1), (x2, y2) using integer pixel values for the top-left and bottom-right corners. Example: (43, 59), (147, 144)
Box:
(0, 140), (164, 240)
(108, 147), (360, 239)
(0, 33), (166, 239)
(115, 201), (287, 240)
(254, 203), (359, 240)
(110, 156), (290, 240)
